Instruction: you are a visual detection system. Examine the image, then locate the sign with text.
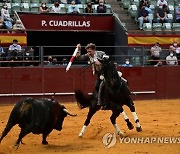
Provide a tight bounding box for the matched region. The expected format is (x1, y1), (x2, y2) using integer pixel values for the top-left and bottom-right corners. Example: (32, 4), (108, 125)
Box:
(18, 13), (114, 32)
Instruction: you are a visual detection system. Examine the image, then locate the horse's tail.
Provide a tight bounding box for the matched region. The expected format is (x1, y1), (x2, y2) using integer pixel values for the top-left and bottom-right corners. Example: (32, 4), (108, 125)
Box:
(74, 89), (92, 109)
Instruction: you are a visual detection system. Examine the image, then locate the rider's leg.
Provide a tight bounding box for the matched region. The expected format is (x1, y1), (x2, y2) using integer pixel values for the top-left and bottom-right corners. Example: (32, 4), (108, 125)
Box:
(97, 80), (104, 105)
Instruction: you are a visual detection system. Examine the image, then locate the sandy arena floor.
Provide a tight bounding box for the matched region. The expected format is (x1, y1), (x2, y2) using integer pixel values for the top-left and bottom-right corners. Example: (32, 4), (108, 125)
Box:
(0, 99), (180, 154)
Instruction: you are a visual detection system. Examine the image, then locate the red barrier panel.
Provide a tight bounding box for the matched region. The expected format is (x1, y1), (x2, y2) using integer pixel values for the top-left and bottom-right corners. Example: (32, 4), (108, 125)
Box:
(0, 66), (179, 104)
(0, 68), (12, 94)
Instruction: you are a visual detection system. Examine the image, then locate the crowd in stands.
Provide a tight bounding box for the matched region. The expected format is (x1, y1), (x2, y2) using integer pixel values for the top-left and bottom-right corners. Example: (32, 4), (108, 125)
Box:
(0, 2), (25, 32)
(0, 39), (179, 67)
(0, 0), (110, 14)
(134, 0), (180, 30)
(0, 0), (179, 32)
(149, 41), (180, 66)
(0, 0), (111, 32)
(0, 0), (179, 67)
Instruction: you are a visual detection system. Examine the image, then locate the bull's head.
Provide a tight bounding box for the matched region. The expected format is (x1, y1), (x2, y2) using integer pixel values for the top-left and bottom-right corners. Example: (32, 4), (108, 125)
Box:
(55, 103), (77, 131)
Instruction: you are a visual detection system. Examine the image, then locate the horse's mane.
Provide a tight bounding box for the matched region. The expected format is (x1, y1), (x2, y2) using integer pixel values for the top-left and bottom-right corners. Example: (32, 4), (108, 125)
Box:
(101, 59), (122, 88)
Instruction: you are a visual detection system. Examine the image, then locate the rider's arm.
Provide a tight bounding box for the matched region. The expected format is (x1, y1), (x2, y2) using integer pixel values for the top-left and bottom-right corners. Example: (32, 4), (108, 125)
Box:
(75, 44), (89, 61)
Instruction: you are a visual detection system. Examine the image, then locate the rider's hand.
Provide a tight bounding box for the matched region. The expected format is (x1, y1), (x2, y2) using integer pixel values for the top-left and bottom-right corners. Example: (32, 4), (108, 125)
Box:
(95, 60), (101, 66)
(76, 44), (81, 51)
(76, 44), (81, 57)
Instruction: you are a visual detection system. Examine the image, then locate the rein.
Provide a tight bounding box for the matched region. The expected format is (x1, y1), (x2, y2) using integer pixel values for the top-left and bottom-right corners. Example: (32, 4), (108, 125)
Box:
(78, 64), (91, 75)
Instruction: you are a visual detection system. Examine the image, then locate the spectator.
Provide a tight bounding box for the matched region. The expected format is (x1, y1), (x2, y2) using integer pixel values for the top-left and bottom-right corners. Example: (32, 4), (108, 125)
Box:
(68, 0), (80, 14)
(45, 56), (53, 65)
(39, 2), (49, 13)
(9, 39), (22, 51)
(0, 40), (6, 66)
(12, 20), (25, 33)
(8, 39), (22, 61)
(0, 40), (5, 59)
(169, 41), (180, 64)
(166, 52), (178, 66)
(0, 40), (4, 53)
(23, 47), (34, 66)
(175, 4), (180, 23)
(168, 45), (175, 54)
(51, 1), (61, 13)
(138, 5), (152, 30)
(150, 42), (162, 66)
(139, 0), (152, 14)
(1, 3), (13, 30)
(45, 56), (58, 65)
(97, 0), (107, 13)
(156, 0), (169, 13)
(157, 0), (168, 8)
(52, 58), (58, 65)
(85, 2), (94, 13)
(62, 58), (68, 65)
(156, 5), (169, 23)
(24, 47), (34, 60)
(121, 59), (133, 67)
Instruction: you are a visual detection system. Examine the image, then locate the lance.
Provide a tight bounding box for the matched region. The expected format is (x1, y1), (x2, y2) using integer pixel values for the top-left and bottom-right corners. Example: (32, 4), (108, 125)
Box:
(66, 47), (79, 72)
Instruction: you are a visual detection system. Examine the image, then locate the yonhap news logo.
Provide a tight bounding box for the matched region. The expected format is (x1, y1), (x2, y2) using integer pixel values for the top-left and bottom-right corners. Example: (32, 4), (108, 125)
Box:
(119, 137), (180, 144)
(102, 132), (117, 148)
(102, 133), (180, 148)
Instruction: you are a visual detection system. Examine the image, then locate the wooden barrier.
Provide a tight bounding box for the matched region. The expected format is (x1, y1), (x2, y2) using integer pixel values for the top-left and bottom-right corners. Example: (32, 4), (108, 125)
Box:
(0, 66), (179, 104)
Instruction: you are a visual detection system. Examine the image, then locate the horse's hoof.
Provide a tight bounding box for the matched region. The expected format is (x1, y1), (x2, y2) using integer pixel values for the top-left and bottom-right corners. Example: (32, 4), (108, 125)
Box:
(136, 126), (142, 132)
(127, 122), (134, 130)
(78, 133), (83, 138)
(117, 131), (124, 137)
(42, 141), (48, 145)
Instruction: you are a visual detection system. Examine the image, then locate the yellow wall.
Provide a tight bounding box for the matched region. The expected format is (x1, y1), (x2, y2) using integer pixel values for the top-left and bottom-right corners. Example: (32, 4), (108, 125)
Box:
(0, 33), (27, 46)
(128, 35), (180, 46)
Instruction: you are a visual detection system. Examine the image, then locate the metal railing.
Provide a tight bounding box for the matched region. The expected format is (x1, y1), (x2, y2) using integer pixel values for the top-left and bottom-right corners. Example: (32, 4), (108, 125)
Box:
(0, 46), (178, 67)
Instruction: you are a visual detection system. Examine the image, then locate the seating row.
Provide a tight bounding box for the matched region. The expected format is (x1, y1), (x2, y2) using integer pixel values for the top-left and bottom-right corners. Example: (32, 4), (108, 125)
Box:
(128, 4), (179, 21)
(121, 0), (179, 9)
(8, 0), (91, 4)
(143, 22), (180, 31)
(0, 3), (112, 14)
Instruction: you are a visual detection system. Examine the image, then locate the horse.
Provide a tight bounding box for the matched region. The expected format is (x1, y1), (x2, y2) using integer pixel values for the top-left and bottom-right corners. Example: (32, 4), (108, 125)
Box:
(74, 57), (142, 137)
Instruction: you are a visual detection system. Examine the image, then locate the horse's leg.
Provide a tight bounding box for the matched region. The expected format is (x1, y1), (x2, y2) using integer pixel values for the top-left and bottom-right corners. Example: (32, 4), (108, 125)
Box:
(79, 106), (98, 137)
(120, 107), (134, 130)
(126, 98), (142, 132)
(110, 109), (124, 136)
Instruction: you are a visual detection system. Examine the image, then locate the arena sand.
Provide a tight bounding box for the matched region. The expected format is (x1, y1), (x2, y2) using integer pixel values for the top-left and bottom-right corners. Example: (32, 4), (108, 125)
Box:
(0, 99), (180, 154)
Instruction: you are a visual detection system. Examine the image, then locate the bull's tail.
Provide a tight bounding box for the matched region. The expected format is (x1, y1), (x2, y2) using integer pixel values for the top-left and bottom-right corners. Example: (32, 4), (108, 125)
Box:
(74, 89), (92, 109)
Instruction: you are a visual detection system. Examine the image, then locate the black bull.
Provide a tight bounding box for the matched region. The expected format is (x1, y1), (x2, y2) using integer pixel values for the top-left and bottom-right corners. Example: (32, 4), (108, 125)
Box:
(0, 97), (77, 148)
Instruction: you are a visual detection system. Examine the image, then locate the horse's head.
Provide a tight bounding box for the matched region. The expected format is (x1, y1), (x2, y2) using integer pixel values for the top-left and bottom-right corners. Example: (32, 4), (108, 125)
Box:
(99, 57), (119, 86)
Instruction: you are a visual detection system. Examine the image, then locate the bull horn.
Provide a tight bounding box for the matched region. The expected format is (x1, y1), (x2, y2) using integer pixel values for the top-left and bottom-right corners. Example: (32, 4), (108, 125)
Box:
(63, 109), (77, 116)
